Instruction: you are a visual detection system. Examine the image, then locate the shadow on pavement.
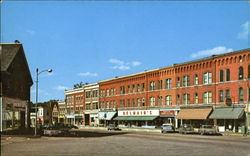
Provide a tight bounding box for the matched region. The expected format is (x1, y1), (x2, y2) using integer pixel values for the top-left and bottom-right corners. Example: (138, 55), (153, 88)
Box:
(63, 130), (128, 138)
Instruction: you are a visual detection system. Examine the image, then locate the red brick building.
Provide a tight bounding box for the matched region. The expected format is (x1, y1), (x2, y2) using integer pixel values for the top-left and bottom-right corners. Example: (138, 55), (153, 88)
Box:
(99, 49), (250, 132)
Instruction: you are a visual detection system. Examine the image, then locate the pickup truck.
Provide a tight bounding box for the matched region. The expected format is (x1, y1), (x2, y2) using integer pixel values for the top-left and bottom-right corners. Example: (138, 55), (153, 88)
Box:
(199, 125), (218, 135)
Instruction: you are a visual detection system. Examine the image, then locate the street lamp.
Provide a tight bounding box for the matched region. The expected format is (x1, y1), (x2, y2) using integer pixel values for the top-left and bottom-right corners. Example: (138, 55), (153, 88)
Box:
(35, 68), (52, 136)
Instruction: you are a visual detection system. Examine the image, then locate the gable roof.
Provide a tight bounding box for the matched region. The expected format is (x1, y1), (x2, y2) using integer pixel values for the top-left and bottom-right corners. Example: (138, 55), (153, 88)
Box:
(0, 43), (33, 84)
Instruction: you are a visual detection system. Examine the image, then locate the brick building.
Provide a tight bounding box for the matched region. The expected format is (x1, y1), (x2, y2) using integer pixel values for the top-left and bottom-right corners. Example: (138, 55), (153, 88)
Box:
(99, 49), (250, 132)
(65, 87), (85, 125)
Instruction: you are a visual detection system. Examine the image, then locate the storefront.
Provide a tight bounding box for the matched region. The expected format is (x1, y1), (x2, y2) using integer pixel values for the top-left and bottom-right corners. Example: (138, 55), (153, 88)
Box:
(98, 111), (117, 127)
(75, 114), (84, 126)
(1, 97), (27, 131)
(159, 108), (180, 128)
(114, 109), (159, 128)
(89, 110), (99, 127)
(176, 107), (213, 128)
(65, 114), (75, 125)
(58, 115), (65, 124)
(209, 107), (245, 133)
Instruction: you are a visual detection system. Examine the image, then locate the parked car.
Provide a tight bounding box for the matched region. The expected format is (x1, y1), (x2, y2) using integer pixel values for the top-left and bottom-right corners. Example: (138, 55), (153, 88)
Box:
(179, 124), (194, 134)
(199, 125), (218, 135)
(161, 124), (175, 133)
(43, 124), (78, 136)
(107, 124), (120, 131)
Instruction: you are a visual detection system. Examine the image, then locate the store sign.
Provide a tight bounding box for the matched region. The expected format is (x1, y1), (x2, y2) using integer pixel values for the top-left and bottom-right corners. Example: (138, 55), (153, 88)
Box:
(118, 110), (159, 116)
(159, 111), (175, 116)
(3, 97), (27, 109)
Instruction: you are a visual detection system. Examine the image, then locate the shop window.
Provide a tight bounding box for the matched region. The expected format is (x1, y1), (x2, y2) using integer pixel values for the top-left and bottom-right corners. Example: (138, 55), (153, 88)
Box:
(239, 67), (244, 80)
(219, 70), (224, 82)
(219, 90), (224, 102)
(238, 87), (244, 102)
(226, 69), (230, 81)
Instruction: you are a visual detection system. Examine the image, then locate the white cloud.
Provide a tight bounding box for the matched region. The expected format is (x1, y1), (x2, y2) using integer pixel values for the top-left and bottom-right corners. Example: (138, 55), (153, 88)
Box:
(109, 58), (141, 70)
(53, 85), (69, 91)
(238, 21), (249, 40)
(77, 72), (98, 77)
(190, 46), (233, 59)
(25, 29), (35, 35)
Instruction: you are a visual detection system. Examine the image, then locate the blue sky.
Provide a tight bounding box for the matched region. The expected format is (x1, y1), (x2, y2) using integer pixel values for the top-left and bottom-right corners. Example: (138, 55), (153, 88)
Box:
(1, 1), (249, 102)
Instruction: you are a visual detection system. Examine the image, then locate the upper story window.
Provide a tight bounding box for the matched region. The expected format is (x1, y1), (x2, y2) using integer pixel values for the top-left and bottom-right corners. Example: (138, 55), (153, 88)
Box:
(158, 80), (162, 90)
(203, 72), (212, 84)
(176, 94), (180, 105)
(86, 91), (91, 98)
(226, 69), (230, 81)
(137, 98), (141, 107)
(142, 98), (145, 106)
(120, 86), (125, 95)
(106, 89), (109, 96)
(158, 96), (162, 106)
(132, 84), (135, 93)
(149, 97), (155, 107)
(142, 83), (145, 91)
(194, 93), (198, 104)
(219, 90), (224, 102)
(225, 89), (230, 98)
(248, 65), (250, 78)
(92, 90), (98, 97)
(165, 95), (172, 106)
(203, 91), (212, 104)
(127, 85), (130, 94)
(239, 67), (244, 80)
(176, 77), (180, 88)
(238, 87), (244, 102)
(150, 81), (155, 91)
(182, 76), (190, 87)
(194, 74), (198, 85)
(219, 70), (224, 82)
(166, 78), (172, 89)
(137, 84), (141, 92)
(182, 93), (190, 105)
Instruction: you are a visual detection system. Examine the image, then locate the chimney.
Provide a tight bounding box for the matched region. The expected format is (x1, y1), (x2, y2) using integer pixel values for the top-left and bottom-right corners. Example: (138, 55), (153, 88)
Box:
(14, 40), (20, 44)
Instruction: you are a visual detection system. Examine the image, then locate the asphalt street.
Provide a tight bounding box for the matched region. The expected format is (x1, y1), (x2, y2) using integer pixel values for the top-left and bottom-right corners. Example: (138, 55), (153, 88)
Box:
(1, 129), (250, 156)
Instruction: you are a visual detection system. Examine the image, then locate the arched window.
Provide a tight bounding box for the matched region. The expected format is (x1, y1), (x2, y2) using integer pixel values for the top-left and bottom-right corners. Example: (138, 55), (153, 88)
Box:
(194, 74), (198, 85)
(239, 67), (244, 80)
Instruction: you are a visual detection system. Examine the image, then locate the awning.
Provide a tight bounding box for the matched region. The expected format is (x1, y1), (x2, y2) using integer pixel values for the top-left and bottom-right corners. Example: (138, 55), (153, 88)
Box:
(114, 116), (158, 121)
(209, 107), (244, 119)
(176, 108), (212, 120)
(98, 112), (117, 120)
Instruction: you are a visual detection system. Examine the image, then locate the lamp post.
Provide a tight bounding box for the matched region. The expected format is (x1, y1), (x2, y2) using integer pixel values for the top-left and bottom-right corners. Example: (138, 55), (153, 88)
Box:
(35, 68), (52, 136)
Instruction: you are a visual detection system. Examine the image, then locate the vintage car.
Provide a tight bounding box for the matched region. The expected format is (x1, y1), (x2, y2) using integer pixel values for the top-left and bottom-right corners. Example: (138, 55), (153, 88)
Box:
(107, 124), (120, 131)
(179, 124), (194, 134)
(43, 124), (78, 136)
(199, 125), (218, 135)
(161, 124), (175, 133)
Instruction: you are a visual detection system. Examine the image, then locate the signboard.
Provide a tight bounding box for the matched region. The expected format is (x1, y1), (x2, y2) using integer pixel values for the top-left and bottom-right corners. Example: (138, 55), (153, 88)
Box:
(159, 110), (175, 116)
(118, 109), (159, 116)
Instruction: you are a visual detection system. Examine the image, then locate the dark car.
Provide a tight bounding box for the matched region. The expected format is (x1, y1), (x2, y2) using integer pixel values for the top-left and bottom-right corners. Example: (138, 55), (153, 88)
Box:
(199, 125), (218, 135)
(107, 124), (120, 131)
(179, 124), (194, 134)
(43, 124), (78, 136)
(161, 124), (175, 133)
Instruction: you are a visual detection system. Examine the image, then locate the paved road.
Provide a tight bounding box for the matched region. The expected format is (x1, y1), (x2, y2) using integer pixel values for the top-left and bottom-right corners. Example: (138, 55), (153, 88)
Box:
(1, 130), (250, 156)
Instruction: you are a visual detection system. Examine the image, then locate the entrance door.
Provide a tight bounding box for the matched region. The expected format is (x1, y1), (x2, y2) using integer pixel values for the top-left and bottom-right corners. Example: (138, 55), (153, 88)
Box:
(84, 114), (90, 126)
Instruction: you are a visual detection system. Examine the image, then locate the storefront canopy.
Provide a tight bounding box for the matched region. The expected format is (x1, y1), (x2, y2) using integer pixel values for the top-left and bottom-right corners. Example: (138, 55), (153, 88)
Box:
(176, 108), (212, 120)
(98, 112), (117, 120)
(209, 107), (244, 119)
(114, 116), (158, 121)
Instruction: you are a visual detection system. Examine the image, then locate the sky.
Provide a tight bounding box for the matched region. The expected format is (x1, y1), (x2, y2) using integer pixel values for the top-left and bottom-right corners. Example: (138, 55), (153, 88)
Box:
(1, 1), (249, 103)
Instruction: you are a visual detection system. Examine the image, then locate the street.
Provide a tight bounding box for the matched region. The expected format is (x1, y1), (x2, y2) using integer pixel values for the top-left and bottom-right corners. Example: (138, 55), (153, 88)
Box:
(1, 129), (250, 156)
